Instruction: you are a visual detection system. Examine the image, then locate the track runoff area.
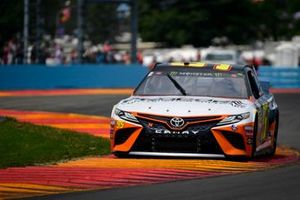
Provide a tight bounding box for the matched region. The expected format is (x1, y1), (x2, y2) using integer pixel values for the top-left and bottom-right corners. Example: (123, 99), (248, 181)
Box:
(0, 89), (299, 199)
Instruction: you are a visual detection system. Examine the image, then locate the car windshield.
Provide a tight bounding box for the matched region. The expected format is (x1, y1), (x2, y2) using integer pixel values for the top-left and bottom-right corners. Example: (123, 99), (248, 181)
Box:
(134, 70), (248, 99)
(205, 53), (234, 61)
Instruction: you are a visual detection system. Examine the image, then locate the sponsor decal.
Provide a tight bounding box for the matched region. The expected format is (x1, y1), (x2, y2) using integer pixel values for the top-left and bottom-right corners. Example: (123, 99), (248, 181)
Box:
(176, 71), (234, 78)
(169, 71), (178, 76)
(178, 72), (214, 77)
(247, 137), (253, 145)
(244, 125), (254, 136)
(121, 97), (247, 108)
(231, 124), (238, 131)
(155, 71), (243, 78)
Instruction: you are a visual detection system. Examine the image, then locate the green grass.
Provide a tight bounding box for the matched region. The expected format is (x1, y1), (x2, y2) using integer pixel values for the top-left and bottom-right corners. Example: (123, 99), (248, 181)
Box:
(0, 117), (110, 168)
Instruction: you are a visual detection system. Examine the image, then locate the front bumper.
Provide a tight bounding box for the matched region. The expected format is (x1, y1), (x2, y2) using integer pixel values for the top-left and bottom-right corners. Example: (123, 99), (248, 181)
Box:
(110, 114), (255, 158)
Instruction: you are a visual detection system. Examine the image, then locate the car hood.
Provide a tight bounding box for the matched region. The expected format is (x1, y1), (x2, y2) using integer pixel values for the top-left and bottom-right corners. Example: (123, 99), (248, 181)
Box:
(116, 96), (253, 116)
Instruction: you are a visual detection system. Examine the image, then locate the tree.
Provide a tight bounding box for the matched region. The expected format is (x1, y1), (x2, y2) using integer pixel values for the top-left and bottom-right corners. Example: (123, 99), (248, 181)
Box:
(0, 0), (23, 46)
(1, 0), (300, 48)
(85, 3), (119, 43)
(138, 0), (300, 47)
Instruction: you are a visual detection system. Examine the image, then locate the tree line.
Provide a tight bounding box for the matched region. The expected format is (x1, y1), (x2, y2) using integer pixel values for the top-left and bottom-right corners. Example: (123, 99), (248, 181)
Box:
(1, 0), (300, 48)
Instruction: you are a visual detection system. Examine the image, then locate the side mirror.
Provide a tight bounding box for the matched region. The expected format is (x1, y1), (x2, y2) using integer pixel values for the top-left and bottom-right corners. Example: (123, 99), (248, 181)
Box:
(260, 81), (270, 94)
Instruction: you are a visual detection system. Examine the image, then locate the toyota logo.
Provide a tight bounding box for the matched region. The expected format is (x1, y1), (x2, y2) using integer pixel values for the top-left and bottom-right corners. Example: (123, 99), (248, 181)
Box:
(170, 117), (185, 128)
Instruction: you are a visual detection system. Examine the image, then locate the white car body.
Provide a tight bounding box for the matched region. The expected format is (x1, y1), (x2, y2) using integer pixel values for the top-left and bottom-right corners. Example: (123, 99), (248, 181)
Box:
(115, 96), (254, 120)
(110, 62), (279, 159)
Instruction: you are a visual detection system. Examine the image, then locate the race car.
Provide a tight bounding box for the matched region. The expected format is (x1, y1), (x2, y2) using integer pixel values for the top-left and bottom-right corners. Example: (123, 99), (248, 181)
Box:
(110, 62), (279, 159)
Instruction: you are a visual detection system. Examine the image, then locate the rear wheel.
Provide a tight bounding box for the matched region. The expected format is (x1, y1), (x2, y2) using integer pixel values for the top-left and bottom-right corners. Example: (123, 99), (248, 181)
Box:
(251, 115), (258, 159)
(269, 112), (279, 156)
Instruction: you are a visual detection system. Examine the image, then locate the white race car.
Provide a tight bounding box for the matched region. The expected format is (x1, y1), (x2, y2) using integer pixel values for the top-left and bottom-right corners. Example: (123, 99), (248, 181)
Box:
(110, 62), (279, 159)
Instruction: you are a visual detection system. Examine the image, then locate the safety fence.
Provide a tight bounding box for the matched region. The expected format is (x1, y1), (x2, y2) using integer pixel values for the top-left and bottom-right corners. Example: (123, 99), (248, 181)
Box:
(258, 66), (300, 88)
(0, 64), (299, 90)
(0, 64), (148, 90)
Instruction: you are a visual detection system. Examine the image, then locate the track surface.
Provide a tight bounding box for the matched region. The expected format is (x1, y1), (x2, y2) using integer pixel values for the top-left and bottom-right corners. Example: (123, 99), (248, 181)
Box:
(0, 93), (299, 149)
(0, 95), (125, 117)
(1, 109), (298, 199)
(0, 93), (299, 200)
(37, 164), (300, 200)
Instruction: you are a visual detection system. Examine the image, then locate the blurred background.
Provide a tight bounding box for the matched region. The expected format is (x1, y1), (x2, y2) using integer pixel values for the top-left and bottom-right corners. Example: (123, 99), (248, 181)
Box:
(1, 0), (300, 67)
(1, 0), (300, 89)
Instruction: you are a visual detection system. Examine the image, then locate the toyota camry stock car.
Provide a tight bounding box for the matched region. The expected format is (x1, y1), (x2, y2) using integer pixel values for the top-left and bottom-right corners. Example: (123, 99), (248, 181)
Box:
(110, 62), (279, 159)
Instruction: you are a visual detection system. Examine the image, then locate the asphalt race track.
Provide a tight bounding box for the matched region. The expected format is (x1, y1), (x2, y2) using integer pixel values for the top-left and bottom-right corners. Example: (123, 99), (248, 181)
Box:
(0, 94), (126, 117)
(0, 93), (299, 200)
(0, 93), (299, 149)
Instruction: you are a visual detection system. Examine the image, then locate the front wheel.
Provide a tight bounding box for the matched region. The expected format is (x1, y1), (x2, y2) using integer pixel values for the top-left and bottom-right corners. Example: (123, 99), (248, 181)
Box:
(113, 152), (129, 158)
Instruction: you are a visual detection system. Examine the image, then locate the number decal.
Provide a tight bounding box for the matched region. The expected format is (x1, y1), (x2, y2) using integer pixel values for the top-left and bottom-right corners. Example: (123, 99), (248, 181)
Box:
(214, 64), (232, 71)
(116, 120), (125, 129)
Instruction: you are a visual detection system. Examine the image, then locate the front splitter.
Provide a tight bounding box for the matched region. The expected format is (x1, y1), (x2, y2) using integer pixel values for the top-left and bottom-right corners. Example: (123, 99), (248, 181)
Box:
(128, 151), (225, 158)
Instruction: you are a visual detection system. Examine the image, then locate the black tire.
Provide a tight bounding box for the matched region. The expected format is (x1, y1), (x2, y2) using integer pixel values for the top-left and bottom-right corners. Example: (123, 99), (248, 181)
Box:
(269, 111), (279, 156)
(225, 155), (248, 161)
(113, 152), (129, 158)
(251, 115), (258, 159)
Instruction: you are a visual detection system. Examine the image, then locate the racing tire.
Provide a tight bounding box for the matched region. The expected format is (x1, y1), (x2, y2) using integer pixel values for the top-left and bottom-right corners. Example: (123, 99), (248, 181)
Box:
(251, 115), (258, 159)
(113, 152), (129, 158)
(225, 155), (248, 161)
(269, 111), (279, 156)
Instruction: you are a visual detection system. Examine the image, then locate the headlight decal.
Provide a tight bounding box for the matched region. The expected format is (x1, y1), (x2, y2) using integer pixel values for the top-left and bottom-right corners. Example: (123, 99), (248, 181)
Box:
(114, 108), (139, 123)
(217, 112), (250, 126)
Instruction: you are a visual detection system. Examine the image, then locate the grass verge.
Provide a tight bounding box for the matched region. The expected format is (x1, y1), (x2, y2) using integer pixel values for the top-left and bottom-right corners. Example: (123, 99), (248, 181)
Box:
(0, 117), (110, 168)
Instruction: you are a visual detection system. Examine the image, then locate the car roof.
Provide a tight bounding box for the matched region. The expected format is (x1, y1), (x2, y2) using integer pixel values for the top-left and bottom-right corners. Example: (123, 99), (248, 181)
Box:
(154, 62), (252, 72)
